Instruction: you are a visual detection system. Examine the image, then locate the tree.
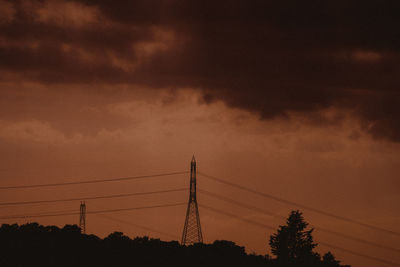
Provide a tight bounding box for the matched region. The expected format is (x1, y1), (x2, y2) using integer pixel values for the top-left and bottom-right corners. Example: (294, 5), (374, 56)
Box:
(269, 210), (319, 266)
(322, 252), (350, 267)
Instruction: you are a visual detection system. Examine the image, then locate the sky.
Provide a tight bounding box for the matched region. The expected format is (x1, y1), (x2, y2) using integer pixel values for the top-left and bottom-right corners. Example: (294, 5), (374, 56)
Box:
(0, 1), (400, 266)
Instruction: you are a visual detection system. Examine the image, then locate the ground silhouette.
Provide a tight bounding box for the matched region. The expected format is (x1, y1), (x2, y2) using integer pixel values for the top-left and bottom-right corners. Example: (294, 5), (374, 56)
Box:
(0, 211), (350, 267)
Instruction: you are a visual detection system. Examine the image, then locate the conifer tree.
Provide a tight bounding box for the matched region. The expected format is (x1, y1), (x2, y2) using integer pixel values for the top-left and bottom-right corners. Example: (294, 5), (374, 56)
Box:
(269, 210), (319, 266)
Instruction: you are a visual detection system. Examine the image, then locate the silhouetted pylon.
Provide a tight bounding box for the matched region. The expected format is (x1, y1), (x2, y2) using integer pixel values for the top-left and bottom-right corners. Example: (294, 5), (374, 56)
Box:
(181, 156), (203, 245)
(79, 201), (86, 234)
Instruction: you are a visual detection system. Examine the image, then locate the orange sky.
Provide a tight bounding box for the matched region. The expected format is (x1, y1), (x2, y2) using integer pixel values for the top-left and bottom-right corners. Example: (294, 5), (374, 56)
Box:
(0, 87), (399, 266)
(1, 1), (400, 266)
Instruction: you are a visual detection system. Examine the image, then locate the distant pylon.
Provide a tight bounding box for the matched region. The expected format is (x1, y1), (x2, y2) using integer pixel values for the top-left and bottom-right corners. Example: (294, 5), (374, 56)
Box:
(181, 156), (203, 245)
(79, 201), (86, 234)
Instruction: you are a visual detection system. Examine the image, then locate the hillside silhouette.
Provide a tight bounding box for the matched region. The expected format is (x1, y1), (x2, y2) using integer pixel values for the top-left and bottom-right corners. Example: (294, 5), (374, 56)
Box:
(0, 211), (350, 267)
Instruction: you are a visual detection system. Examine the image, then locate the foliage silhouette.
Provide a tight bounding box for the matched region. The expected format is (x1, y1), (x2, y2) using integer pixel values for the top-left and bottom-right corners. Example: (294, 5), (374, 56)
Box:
(0, 223), (267, 267)
(270, 210), (350, 267)
(0, 210), (349, 266)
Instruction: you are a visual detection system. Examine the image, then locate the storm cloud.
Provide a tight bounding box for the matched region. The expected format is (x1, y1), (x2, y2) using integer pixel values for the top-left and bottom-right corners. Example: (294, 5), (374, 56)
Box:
(1, 0), (400, 140)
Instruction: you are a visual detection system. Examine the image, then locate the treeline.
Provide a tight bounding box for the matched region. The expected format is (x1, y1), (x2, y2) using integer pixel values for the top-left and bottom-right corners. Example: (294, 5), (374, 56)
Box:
(0, 211), (350, 267)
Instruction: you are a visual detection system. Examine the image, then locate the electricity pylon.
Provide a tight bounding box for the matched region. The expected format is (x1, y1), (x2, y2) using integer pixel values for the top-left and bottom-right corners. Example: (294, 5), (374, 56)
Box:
(181, 156), (203, 245)
(79, 201), (86, 234)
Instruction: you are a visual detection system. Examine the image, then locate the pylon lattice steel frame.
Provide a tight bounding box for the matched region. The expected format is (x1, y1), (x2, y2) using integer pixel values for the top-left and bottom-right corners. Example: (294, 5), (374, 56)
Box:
(181, 156), (203, 245)
(79, 201), (86, 234)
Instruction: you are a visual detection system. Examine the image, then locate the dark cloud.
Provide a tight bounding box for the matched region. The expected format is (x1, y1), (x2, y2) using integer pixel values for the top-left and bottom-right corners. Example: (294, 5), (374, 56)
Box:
(1, 0), (400, 140)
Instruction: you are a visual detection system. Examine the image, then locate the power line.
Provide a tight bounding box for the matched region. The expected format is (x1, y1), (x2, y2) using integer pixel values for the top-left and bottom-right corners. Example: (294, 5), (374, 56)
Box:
(0, 171), (188, 190)
(95, 213), (179, 240)
(200, 203), (275, 230)
(315, 225), (400, 254)
(199, 188), (281, 218)
(3, 208), (79, 218)
(318, 242), (400, 267)
(198, 189), (400, 254)
(0, 188), (187, 206)
(200, 204), (400, 267)
(0, 203), (186, 220)
(198, 172), (400, 237)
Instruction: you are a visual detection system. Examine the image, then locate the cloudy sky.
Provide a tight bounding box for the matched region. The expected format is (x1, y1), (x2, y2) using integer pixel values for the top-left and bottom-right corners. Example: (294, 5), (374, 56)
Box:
(0, 1), (400, 266)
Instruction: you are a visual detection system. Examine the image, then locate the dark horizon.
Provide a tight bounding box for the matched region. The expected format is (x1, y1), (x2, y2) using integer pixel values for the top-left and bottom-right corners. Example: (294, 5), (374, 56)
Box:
(0, 210), (353, 267)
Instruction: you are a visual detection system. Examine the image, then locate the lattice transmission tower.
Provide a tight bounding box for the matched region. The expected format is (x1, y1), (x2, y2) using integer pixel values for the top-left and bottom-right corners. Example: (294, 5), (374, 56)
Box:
(181, 156), (203, 245)
(79, 201), (86, 234)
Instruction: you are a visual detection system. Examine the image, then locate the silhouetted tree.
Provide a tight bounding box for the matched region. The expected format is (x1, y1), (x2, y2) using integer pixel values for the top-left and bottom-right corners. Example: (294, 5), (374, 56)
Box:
(269, 210), (319, 267)
(0, 219), (350, 267)
(322, 251), (350, 267)
(0, 223), (276, 267)
(269, 210), (350, 267)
